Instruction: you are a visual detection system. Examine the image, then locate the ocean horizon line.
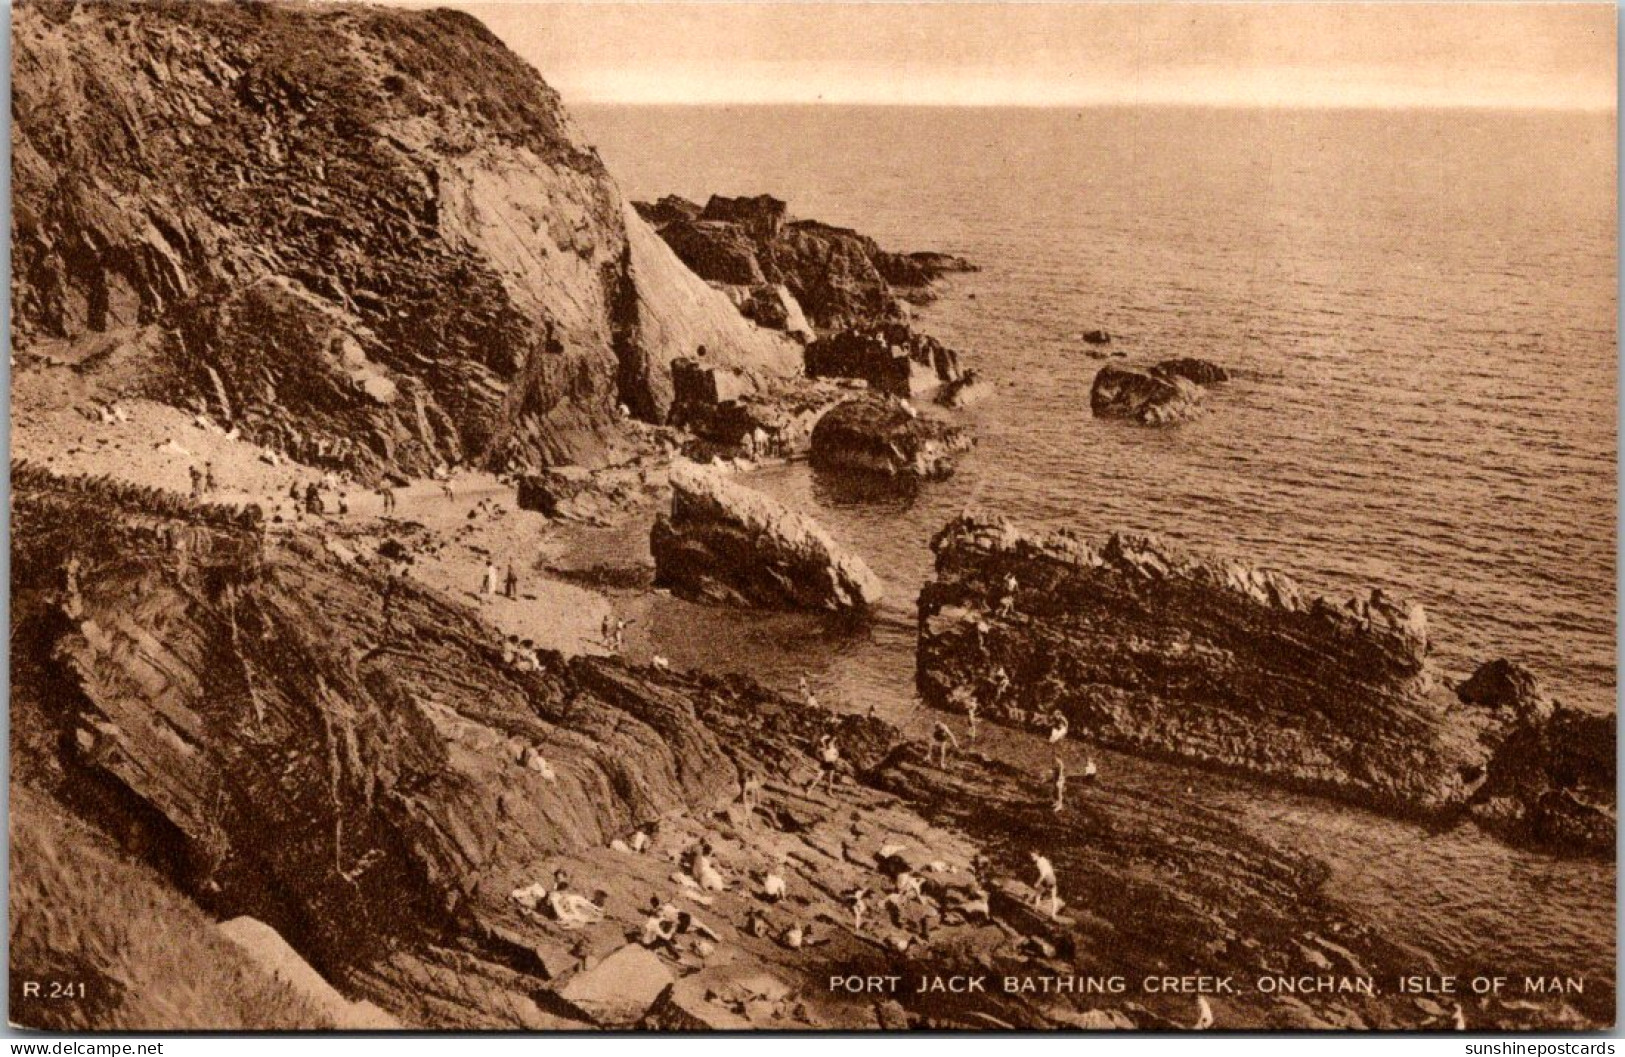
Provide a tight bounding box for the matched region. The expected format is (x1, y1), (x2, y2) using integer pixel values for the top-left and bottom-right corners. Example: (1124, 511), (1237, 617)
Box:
(569, 98), (1617, 116)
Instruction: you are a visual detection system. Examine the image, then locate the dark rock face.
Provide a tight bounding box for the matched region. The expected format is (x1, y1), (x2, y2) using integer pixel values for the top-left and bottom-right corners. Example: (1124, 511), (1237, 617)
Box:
(809, 397), (975, 480)
(516, 466), (596, 518)
(650, 461), (882, 610)
(805, 321), (963, 399)
(916, 515), (1508, 821)
(1464, 661), (1614, 854)
(1089, 360), (1226, 425)
(12, 1), (795, 477)
(1457, 658), (1554, 723)
(635, 194), (973, 333)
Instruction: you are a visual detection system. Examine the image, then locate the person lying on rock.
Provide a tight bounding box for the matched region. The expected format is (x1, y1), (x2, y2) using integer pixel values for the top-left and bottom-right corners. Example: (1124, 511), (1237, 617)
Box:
(689, 840), (728, 892)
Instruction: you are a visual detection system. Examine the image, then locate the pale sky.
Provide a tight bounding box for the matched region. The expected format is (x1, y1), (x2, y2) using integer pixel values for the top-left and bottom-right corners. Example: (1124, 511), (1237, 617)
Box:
(440, 2), (1616, 109)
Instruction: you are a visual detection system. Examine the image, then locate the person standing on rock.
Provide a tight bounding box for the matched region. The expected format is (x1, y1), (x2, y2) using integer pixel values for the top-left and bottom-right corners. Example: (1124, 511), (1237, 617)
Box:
(806, 732), (841, 794)
(503, 562), (519, 599)
(1051, 756), (1067, 813)
(378, 482), (396, 514)
(929, 720), (960, 768)
(963, 694), (980, 741)
(989, 666), (1011, 705)
(189, 465), (204, 498)
(1029, 851), (1060, 919)
(481, 562), (499, 596)
(203, 461), (216, 494)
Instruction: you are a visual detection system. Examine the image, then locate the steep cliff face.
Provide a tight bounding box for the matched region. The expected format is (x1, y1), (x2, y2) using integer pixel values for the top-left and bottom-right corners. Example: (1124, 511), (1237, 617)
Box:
(916, 515), (1511, 821)
(11, 467), (756, 1024)
(12, 0), (795, 476)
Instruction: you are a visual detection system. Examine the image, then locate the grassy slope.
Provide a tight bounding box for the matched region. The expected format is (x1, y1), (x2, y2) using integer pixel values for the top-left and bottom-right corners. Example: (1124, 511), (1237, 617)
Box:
(9, 786), (334, 1031)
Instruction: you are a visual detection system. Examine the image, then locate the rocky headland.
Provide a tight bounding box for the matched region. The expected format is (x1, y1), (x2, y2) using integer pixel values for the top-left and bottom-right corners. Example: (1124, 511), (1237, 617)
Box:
(916, 515), (1614, 854)
(635, 193), (976, 334)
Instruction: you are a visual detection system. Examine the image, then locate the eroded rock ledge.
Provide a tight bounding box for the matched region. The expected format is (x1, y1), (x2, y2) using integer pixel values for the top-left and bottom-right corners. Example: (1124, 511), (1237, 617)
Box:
(650, 460), (883, 610)
(915, 515), (1613, 852)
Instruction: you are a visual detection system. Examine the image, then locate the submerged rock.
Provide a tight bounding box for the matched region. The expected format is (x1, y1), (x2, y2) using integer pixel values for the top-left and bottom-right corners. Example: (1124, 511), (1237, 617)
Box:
(650, 460), (883, 610)
(916, 514), (1508, 822)
(809, 397), (974, 480)
(1090, 358), (1228, 425)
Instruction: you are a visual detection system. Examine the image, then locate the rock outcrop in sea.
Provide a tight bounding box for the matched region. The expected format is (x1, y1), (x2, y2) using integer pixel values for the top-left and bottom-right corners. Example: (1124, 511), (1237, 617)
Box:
(809, 396), (975, 480)
(804, 320), (966, 400)
(1457, 660), (1615, 853)
(635, 193), (975, 334)
(1090, 358), (1228, 424)
(915, 514), (1613, 851)
(650, 460), (883, 610)
(12, 1), (799, 478)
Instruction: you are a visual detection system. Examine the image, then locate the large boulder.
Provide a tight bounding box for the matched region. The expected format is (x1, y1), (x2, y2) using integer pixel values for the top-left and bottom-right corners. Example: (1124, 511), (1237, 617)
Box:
(916, 514), (1511, 822)
(555, 945), (674, 1027)
(809, 397), (974, 480)
(1457, 658), (1554, 724)
(1090, 364), (1204, 424)
(650, 460), (883, 610)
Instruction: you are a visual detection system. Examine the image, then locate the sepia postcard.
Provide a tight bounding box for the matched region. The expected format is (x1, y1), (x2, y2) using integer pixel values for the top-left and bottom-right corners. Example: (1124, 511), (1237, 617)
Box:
(7, 0), (1617, 1034)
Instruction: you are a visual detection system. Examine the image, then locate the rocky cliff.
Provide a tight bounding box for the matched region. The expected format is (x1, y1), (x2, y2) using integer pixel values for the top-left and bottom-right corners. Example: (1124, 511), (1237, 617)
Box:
(635, 194), (975, 334)
(650, 460), (883, 609)
(12, 0), (796, 478)
(916, 515), (1526, 823)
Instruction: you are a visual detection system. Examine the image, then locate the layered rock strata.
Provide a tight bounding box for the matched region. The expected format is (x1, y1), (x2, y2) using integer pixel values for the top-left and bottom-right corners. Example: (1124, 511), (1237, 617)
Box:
(914, 514), (1605, 836)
